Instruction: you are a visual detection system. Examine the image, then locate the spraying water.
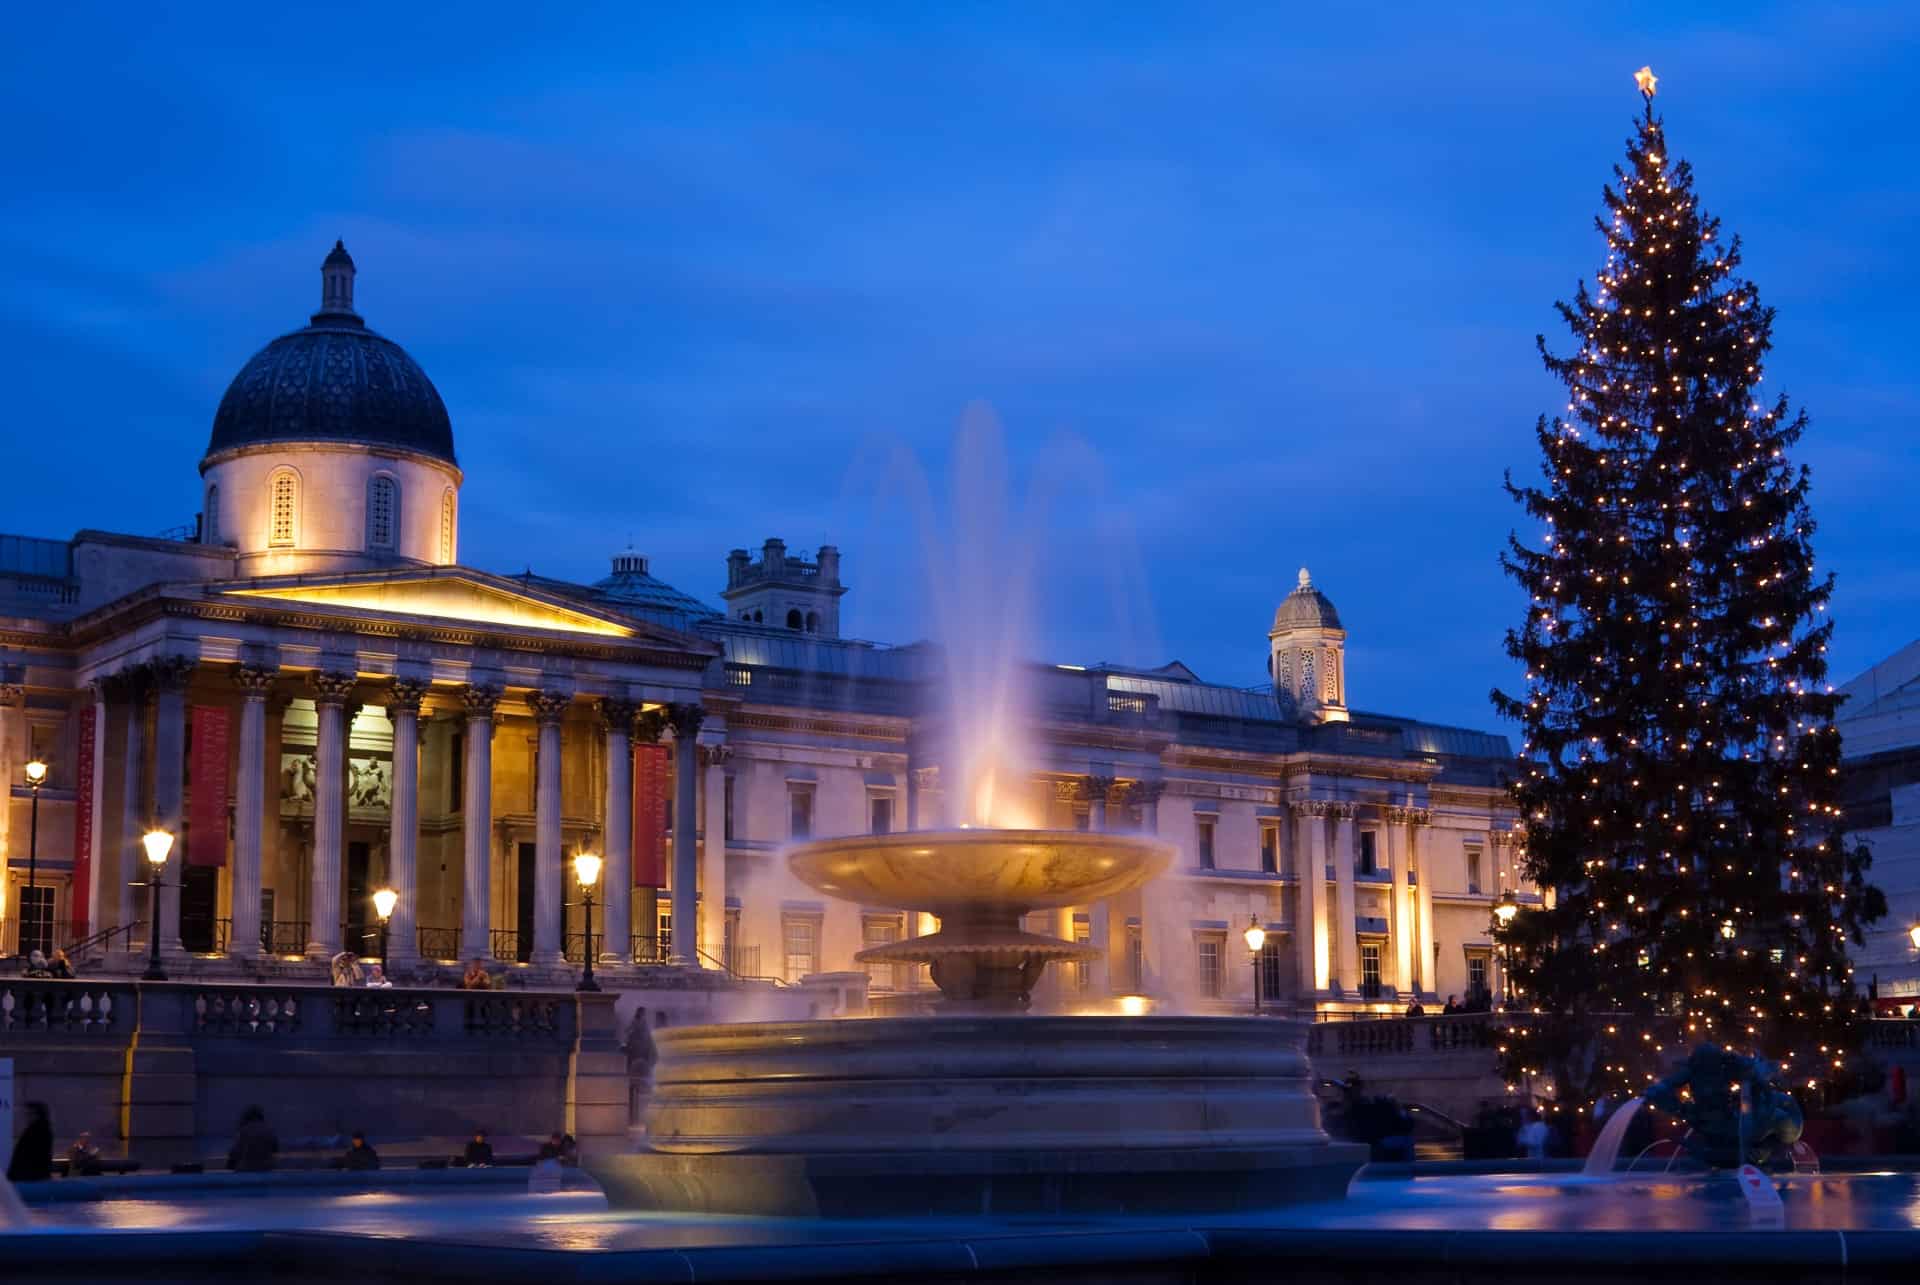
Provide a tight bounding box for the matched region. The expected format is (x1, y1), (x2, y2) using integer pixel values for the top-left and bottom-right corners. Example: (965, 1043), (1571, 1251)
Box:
(1581, 1098), (1644, 1176)
(0, 1179), (31, 1229)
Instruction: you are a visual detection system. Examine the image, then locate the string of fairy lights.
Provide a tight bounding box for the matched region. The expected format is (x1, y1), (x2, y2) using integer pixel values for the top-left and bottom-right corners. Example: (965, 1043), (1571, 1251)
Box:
(1492, 68), (1878, 1112)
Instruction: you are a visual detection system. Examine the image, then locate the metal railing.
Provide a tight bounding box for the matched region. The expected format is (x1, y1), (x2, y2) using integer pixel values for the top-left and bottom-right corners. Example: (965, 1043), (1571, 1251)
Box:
(211, 918), (313, 957)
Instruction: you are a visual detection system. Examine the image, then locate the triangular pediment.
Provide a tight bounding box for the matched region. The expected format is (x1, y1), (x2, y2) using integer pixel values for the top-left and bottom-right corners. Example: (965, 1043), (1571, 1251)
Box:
(219, 570), (638, 638)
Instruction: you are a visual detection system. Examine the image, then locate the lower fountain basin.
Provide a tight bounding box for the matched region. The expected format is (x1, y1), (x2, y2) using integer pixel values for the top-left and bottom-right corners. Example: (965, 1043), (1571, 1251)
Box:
(596, 1015), (1366, 1216)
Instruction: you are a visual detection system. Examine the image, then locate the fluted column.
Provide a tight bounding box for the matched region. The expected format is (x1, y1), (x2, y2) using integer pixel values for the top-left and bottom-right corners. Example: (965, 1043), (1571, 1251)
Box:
(1385, 808), (1412, 998)
(1331, 805), (1358, 997)
(597, 701), (636, 964)
(229, 664), (277, 959)
(667, 703), (704, 965)
(530, 688), (570, 966)
(150, 656), (194, 953)
(0, 681), (19, 893)
(1294, 801), (1329, 998)
(386, 679), (428, 965)
(83, 680), (110, 938)
(306, 671), (356, 958)
(1413, 811), (1434, 995)
(459, 683), (502, 961)
(114, 669), (148, 934)
(700, 743), (731, 964)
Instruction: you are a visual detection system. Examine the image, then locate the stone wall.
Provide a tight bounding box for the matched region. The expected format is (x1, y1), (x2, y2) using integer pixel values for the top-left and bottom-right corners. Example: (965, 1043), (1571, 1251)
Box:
(0, 979), (625, 1165)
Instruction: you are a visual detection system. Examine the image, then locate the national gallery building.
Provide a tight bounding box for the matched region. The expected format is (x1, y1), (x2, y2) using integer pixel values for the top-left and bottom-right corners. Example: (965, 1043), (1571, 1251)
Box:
(0, 245), (1527, 1014)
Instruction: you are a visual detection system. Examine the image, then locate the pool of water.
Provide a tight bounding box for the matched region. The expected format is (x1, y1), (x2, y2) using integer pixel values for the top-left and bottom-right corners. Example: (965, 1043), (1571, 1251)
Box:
(15, 1171), (1920, 1247)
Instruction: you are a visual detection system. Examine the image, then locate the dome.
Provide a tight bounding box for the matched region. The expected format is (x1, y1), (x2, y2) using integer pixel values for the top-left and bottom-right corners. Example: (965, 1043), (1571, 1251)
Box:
(1272, 567), (1342, 631)
(203, 242), (456, 466)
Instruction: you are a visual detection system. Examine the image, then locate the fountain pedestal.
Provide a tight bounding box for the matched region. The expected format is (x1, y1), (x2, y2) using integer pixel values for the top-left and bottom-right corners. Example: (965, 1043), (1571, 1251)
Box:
(593, 830), (1364, 1215)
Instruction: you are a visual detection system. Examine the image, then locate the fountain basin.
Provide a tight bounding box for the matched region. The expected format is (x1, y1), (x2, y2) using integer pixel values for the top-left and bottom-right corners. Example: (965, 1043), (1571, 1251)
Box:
(597, 1015), (1365, 1216)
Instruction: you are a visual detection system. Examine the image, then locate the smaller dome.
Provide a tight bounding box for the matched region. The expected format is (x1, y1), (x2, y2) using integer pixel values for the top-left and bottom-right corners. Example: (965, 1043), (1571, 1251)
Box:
(1273, 567), (1342, 631)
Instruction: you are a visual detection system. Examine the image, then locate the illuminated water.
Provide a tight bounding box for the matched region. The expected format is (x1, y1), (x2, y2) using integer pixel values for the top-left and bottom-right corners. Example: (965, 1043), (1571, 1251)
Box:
(10, 1172), (1920, 1247)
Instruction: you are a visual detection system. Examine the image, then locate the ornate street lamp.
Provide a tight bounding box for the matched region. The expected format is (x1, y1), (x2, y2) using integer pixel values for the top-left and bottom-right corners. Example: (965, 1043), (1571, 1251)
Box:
(141, 829), (174, 981)
(372, 887), (398, 972)
(1492, 891), (1520, 1009)
(22, 758), (47, 955)
(1243, 914), (1267, 1016)
(1906, 921), (1919, 952)
(573, 852), (603, 993)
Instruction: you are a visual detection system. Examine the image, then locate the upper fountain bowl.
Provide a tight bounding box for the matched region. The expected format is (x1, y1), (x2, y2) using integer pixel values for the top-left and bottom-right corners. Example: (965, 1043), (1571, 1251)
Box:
(787, 829), (1174, 918)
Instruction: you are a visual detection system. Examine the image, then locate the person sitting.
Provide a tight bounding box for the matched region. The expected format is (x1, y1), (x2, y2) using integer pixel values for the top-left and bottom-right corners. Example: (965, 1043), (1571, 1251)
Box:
(342, 1131), (380, 1171)
(1405, 999), (1426, 1017)
(461, 958), (494, 991)
(66, 1131), (103, 1176)
(329, 952), (364, 988)
(23, 949), (51, 979)
(47, 948), (75, 979)
(463, 1130), (494, 1167)
(1441, 994), (1461, 1016)
(228, 1106), (278, 1172)
(364, 963), (393, 989)
(557, 1133), (579, 1167)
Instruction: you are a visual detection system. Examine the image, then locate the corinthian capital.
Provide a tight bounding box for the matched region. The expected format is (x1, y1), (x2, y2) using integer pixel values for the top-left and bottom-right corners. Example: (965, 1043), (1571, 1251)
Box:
(530, 688), (573, 725)
(596, 698), (639, 733)
(459, 682), (503, 718)
(309, 670), (358, 707)
(698, 743), (733, 768)
(666, 702), (705, 738)
(232, 663), (279, 701)
(150, 654), (197, 693)
(387, 677), (430, 717)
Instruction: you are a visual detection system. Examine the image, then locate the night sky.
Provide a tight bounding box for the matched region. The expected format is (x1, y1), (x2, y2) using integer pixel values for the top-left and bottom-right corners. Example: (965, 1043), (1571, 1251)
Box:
(7, 4), (1917, 733)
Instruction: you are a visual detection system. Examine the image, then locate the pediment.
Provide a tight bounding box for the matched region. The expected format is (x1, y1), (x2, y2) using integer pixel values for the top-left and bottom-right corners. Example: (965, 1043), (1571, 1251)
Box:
(219, 571), (637, 639)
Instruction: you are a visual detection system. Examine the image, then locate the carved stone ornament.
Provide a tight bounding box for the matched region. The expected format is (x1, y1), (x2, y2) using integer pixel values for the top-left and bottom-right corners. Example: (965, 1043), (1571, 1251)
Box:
(596, 698), (639, 733)
(530, 688), (573, 725)
(309, 670), (359, 706)
(232, 663), (278, 700)
(459, 682), (503, 718)
(666, 702), (706, 738)
(386, 677), (430, 717)
(150, 655), (197, 692)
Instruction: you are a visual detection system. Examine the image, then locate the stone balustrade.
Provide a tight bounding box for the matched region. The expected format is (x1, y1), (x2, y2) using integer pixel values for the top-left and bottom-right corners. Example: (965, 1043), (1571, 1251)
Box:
(0, 979), (623, 1166)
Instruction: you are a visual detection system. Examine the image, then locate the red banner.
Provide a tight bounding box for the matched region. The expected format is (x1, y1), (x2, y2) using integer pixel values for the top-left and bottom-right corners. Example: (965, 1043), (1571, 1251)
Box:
(188, 705), (231, 867)
(71, 705), (96, 936)
(633, 743), (669, 887)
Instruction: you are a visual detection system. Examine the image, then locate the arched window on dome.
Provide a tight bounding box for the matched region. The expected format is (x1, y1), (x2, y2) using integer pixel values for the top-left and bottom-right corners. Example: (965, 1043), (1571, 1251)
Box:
(203, 485), (221, 546)
(367, 475), (399, 551)
(438, 488), (456, 563)
(268, 470), (299, 548)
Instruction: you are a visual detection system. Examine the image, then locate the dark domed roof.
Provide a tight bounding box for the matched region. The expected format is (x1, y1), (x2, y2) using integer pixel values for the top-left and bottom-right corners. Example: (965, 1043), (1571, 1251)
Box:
(203, 242), (456, 466)
(1273, 567), (1342, 631)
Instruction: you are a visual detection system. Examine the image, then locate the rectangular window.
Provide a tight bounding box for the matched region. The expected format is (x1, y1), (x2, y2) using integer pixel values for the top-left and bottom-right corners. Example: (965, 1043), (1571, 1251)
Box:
(1359, 830), (1379, 873)
(1467, 954), (1489, 1003)
(789, 788), (814, 840)
(1361, 943), (1382, 998)
(1195, 933), (1225, 998)
(869, 794), (894, 835)
(862, 915), (903, 990)
(783, 915), (820, 982)
(724, 907), (740, 973)
(269, 473), (297, 547)
(1260, 940), (1286, 999)
(1125, 923), (1144, 992)
(18, 885), (55, 958)
(723, 776), (735, 841)
(1260, 825), (1279, 874)
(449, 732), (464, 812)
(1196, 817), (1216, 870)
(1466, 847), (1483, 895)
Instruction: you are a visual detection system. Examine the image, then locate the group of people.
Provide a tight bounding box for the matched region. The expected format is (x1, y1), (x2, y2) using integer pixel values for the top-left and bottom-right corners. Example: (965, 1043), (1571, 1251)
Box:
(19, 948), (76, 979)
(1401, 993), (1496, 1017)
(325, 954), (506, 990)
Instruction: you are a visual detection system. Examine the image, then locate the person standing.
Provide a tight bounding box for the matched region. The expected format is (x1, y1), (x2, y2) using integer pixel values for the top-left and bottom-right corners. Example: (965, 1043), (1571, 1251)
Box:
(228, 1106), (279, 1172)
(342, 1132), (380, 1171)
(7, 1103), (53, 1181)
(463, 1130), (494, 1167)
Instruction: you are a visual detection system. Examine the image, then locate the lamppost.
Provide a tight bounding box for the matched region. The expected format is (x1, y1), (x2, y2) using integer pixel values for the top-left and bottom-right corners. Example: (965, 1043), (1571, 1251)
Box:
(22, 758), (47, 955)
(1492, 890), (1519, 1009)
(1243, 914), (1267, 1016)
(372, 888), (398, 973)
(573, 851), (603, 993)
(1908, 921), (1920, 952)
(141, 829), (173, 981)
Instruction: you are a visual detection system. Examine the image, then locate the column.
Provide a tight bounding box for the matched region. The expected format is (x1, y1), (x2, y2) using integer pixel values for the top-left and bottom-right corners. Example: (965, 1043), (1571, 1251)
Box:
(116, 669), (148, 935)
(1083, 775), (1114, 995)
(700, 743), (731, 964)
(597, 701), (635, 964)
(1295, 802), (1330, 997)
(0, 680), (19, 891)
(667, 703), (704, 965)
(459, 683), (501, 961)
(228, 664), (276, 959)
(1414, 811), (1435, 995)
(530, 688), (570, 966)
(1332, 804), (1359, 997)
(306, 670), (355, 958)
(1133, 780), (1168, 992)
(385, 678), (428, 966)
(1386, 808), (1411, 998)
(83, 681), (110, 939)
(150, 656), (193, 954)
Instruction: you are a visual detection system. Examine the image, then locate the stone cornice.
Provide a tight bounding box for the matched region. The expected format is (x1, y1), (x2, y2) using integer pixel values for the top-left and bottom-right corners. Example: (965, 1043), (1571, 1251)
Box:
(727, 707), (909, 744)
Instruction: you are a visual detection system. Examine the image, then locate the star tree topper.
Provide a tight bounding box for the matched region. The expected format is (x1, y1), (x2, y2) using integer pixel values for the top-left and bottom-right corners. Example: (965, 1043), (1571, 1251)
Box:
(1634, 65), (1658, 98)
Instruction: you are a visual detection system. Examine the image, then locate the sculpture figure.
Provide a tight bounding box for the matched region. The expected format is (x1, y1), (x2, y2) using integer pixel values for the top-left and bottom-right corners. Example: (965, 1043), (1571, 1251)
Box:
(1643, 1043), (1805, 1169)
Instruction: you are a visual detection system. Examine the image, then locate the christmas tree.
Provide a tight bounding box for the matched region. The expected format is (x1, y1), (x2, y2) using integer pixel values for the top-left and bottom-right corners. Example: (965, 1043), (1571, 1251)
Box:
(1491, 69), (1884, 1111)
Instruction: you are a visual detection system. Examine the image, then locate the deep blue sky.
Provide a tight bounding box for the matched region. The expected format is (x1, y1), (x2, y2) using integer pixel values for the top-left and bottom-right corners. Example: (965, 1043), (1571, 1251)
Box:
(7, 4), (1917, 732)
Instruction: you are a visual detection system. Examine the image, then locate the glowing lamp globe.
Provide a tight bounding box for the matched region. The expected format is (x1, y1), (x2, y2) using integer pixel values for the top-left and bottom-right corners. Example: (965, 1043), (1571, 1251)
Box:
(1493, 892), (1519, 926)
(1243, 918), (1267, 953)
(573, 851), (603, 889)
(372, 887), (398, 922)
(24, 759), (48, 786)
(142, 829), (174, 867)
